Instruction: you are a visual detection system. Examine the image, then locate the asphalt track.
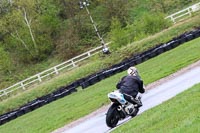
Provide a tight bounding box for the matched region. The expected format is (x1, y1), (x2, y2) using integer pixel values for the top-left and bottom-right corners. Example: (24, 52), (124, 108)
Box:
(59, 64), (200, 133)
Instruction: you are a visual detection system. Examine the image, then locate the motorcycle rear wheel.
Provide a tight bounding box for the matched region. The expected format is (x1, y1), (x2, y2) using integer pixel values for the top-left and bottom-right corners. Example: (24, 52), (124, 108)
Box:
(106, 104), (120, 128)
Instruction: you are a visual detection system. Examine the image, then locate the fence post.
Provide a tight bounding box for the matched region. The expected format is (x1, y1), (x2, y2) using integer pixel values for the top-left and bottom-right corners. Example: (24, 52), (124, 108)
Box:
(4, 90), (7, 96)
(37, 74), (42, 82)
(171, 16), (176, 23)
(21, 82), (26, 90)
(54, 67), (59, 75)
(87, 52), (91, 57)
(71, 60), (76, 67)
(188, 8), (192, 16)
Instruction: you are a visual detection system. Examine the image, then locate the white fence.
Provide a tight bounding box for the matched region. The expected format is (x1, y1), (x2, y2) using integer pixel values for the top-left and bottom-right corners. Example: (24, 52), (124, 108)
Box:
(0, 44), (109, 98)
(165, 2), (200, 23)
(2, 2), (200, 99)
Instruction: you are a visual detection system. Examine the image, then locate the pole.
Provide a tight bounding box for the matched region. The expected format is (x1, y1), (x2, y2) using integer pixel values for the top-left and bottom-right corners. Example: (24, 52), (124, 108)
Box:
(80, 0), (110, 54)
(85, 6), (105, 47)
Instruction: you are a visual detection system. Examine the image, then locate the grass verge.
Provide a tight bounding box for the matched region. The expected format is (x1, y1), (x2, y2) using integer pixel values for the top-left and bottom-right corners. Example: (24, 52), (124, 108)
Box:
(0, 32), (200, 133)
(1, 14), (200, 116)
(112, 83), (200, 133)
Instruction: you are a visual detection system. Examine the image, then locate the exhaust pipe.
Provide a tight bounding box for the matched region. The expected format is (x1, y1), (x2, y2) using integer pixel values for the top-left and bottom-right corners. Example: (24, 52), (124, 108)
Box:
(117, 106), (122, 111)
(117, 105), (126, 119)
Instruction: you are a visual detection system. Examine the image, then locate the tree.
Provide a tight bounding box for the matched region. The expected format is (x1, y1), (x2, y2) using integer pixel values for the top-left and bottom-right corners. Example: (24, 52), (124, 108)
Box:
(149, 0), (197, 14)
(0, 0), (12, 14)
(57, 0), (80, 19)
(101, 0), (129, 27)
(0, 45), (13, 74)
(22, 7), (38, 53)
(1, 9), (37, 61)
(0, 0), (60, 63)
(109, 18), (129, 49)
(55, 20), (81, 60)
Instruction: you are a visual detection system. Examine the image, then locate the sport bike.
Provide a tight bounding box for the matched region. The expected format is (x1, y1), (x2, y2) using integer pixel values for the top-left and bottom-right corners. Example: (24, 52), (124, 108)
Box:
(106, 90), (141, 128)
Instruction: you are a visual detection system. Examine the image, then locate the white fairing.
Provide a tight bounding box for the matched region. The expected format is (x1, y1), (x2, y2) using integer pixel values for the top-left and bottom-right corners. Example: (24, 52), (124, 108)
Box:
(107, 90), (127, 105)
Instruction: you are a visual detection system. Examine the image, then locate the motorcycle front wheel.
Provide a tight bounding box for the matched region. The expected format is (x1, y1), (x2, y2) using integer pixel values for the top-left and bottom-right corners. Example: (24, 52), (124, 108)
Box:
(106, 104), (120, 128)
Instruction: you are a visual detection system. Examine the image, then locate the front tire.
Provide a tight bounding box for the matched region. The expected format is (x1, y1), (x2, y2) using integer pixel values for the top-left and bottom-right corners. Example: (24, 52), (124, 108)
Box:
(106, 104), (120, 128)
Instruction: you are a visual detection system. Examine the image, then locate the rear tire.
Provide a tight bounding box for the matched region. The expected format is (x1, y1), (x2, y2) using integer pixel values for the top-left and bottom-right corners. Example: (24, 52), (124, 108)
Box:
(106, 104), (120, 128)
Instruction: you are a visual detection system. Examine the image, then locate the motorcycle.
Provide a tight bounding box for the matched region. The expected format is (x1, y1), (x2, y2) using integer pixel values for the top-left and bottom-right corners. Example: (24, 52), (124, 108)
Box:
(106, 90), (141, 128)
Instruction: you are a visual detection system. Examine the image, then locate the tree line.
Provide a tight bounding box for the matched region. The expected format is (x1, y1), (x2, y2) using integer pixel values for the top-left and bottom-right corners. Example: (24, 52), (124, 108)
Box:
(0, 0), (198, 89)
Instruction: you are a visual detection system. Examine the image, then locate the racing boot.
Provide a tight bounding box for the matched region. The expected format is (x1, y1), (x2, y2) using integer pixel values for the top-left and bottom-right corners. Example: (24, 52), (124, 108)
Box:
(131, 97), (142, 108)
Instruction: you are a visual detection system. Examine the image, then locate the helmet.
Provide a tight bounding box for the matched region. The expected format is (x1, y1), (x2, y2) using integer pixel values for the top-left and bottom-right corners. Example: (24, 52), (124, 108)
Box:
(127, 67), (138, 76)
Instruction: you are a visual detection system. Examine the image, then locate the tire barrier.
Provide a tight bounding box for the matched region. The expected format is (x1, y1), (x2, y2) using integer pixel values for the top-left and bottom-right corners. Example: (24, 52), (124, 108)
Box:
(0, 87), (77, 125)
(79, 27), (200, 89)
(1, 27), (200, 126)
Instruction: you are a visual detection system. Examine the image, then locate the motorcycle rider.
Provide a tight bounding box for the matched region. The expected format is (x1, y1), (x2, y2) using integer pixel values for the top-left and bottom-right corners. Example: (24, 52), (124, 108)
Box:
(116, 66), (145, 108)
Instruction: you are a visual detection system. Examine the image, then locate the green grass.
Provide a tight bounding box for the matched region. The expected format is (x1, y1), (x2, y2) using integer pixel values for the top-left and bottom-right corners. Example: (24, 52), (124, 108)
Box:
(0, 32), (200, 133)
(1, 0), (198, 90)
(1, 14), (200, 117)
(112, 83), (200, 133)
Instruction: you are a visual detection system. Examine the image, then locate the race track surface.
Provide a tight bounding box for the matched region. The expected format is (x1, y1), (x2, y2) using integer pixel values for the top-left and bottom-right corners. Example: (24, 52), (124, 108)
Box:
(53, 62), (200, 133)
